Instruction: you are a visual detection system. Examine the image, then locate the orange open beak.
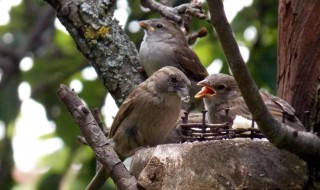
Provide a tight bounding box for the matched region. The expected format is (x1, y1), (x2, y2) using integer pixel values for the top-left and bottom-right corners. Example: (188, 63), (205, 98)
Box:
(139, 21), (154, 31)
(194, 81), (216, 98)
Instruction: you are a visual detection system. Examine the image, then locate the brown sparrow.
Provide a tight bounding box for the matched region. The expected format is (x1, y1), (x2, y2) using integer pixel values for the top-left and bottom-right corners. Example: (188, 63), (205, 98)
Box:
(195, 73), (305, 131)
(109, 66), (191, 160)
(139, 18), (208, 112)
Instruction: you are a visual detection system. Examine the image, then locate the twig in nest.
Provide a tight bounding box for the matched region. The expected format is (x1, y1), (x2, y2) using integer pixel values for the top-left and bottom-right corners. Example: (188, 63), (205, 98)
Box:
(180, 126), (265, 142)
(180, 111), (265, 142)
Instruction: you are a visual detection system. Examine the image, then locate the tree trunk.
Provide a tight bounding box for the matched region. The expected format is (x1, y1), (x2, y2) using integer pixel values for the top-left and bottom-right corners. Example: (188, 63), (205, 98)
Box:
(277, 0), (320, 129)
(278, 1), (320, 188)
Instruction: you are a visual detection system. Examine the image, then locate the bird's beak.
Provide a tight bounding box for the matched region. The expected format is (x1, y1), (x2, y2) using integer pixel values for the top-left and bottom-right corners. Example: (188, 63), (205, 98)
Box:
(177, 86), (190, 103)
(139, 21), (154, 31)
(194, 80), (216, 98)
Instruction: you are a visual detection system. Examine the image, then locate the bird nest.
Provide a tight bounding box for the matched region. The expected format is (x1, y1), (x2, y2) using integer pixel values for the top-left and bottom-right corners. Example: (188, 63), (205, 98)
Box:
(179, 111), (265, 142)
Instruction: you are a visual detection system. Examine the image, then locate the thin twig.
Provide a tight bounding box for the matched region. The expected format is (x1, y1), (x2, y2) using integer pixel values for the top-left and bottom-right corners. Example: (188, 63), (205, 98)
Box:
(92, 108), (109, 136)
(187, 27), (208, 45)
(57, 84), (138, 190)
(140, 0), (206, 23)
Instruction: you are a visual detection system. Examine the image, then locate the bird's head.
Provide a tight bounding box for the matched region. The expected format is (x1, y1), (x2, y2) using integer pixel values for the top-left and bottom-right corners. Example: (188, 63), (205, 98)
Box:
(139, 18), (186, 42)
(151, 66), (191, 102)
(195, 73), (239, 101)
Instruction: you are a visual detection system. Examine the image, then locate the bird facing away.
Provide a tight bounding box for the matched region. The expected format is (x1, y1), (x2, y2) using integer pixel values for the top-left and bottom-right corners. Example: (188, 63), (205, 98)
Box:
(108, 66), (191, 160)
(194, 73), (306, 131)
(139, 18), (208, 112)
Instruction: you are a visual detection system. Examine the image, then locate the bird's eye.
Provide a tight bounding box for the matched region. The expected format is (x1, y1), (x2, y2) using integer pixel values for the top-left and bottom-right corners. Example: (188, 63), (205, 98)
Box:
(156, 23), (163, 28)
(217, 85), (225, 90)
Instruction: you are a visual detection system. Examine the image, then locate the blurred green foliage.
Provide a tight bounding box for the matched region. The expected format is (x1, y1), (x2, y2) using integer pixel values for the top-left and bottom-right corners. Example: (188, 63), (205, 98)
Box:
(0, 0), (278, 189)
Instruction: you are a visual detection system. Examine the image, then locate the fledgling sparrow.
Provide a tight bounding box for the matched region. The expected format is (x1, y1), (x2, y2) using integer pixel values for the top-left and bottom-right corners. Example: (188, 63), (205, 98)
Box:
(195, 73), (306, 131)
(109, 66), (191, 160)
(139, 18), (208, 112)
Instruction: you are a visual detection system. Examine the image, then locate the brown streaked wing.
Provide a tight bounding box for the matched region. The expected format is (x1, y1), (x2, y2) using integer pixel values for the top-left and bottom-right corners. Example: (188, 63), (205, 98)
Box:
(108, 88), (139, 138)
(173, 46), (208, 81)
(260, 91), (296, 121)
(260, 92), (305, 130)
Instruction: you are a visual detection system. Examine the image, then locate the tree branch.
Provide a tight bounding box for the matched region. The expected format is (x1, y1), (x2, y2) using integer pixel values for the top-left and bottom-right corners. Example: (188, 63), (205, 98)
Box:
(140, 0), (206, 23)
(20, 5), (56, 54)
(206, 0), (320, 160)
(187, 27), (208, 45)
(0, 4), (56, 89)
(140, 0), (207, 46)
(57, 84), (138, 190)
(45, 0), (145, 106)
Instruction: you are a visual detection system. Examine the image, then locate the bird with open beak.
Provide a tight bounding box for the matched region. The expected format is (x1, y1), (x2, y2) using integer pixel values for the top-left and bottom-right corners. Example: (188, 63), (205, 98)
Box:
(194, 73), (306, 131)
(139, 18), (208, 112)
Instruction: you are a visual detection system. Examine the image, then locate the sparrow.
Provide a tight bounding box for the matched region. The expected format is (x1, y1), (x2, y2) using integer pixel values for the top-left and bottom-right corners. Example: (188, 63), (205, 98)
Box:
(194, 73), (306, 131)
(109, 66), (191, 160)
(139, 18), (208, 112)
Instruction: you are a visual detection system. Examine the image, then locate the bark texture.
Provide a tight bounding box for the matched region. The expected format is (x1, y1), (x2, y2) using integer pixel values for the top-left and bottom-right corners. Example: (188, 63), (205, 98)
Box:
(131, 140), (306, 190)
(45, 0), (145, 106)
(277, 0), (320, 127)
(57, 84), (138, 190)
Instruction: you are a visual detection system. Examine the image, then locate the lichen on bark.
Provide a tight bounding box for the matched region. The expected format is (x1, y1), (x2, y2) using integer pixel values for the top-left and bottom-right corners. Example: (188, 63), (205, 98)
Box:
(48, 0), (146, 106)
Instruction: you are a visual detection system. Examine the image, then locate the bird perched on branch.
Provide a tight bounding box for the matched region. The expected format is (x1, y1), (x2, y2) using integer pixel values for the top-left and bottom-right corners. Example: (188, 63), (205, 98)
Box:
(139, 18), (208, 112)
(194, 73), (306, 131)
(109, 66), (190, 160)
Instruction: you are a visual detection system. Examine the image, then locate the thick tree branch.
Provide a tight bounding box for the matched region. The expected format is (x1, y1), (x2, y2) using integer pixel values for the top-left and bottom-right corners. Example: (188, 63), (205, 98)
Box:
(45, 0), (145, 106)
(207, 0), (320, 160)
(57, 84), (138, 190)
